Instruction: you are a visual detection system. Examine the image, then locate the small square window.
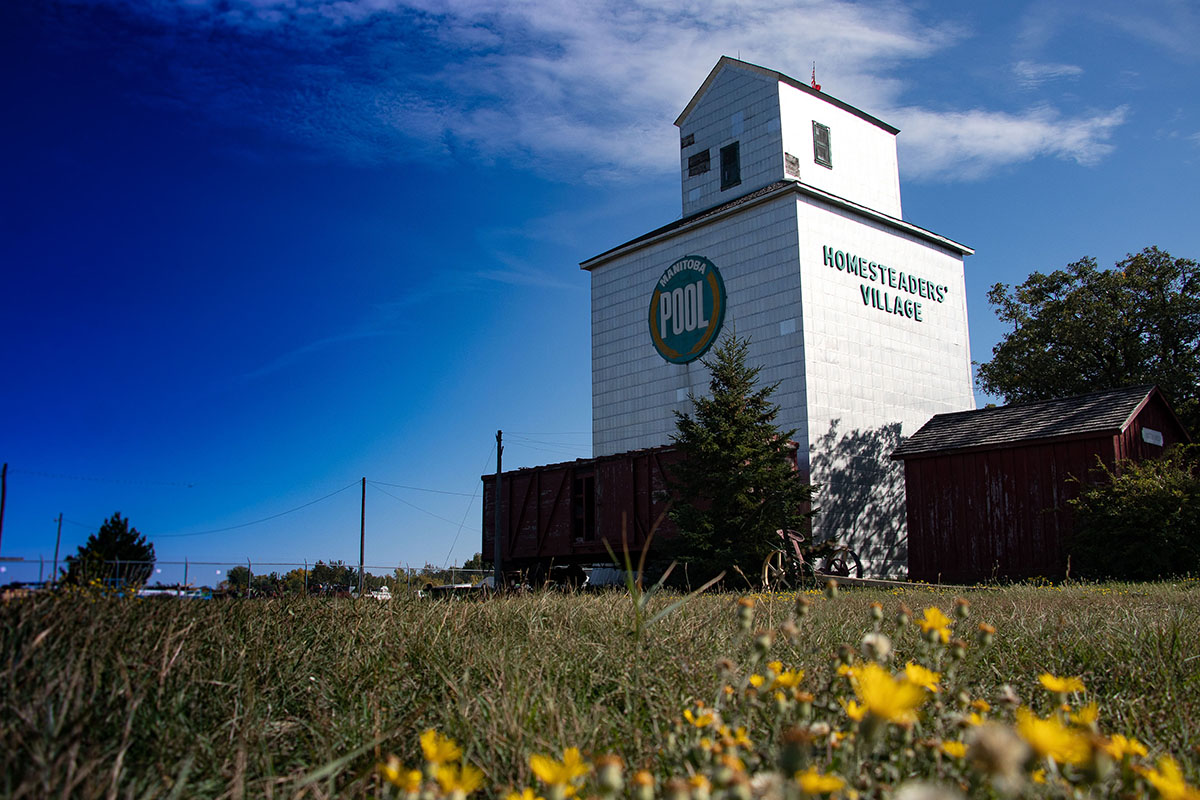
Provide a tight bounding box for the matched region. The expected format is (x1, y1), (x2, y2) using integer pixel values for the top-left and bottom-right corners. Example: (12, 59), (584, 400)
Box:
(680, 132), (695, 149)
(813, 122), (832, 168)
(784, 152), (800, 177)
(720, 142), (741, 190)
(687, 149), (710, 176)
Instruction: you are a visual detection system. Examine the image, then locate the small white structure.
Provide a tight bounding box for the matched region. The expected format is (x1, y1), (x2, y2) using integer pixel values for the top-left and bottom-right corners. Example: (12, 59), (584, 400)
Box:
(581, 58), (975, 577)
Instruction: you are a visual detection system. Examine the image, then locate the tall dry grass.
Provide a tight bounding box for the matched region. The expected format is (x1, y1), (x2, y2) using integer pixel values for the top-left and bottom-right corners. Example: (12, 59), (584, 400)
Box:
(2, 581), (1198, 797)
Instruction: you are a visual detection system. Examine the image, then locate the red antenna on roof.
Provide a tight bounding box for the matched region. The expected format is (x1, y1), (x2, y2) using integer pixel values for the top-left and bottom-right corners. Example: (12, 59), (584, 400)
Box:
(811, 62), (821, 92)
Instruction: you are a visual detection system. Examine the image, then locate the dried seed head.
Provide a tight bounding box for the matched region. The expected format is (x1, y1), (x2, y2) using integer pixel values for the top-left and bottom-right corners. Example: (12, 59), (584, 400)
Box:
(869, 601), (884, 622)
(824, 579), (839, 599)
(861, 632), (893, 662)
(953, 597), (970, 619)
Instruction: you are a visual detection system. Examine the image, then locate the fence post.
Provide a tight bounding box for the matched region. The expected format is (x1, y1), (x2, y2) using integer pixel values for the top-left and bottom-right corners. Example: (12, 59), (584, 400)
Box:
(247, 559), (253, 598)
(304, 559), (308, 596)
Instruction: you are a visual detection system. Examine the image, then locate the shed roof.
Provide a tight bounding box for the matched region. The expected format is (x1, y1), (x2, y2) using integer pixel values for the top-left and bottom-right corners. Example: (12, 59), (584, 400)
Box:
(891, 385), (1173, 459)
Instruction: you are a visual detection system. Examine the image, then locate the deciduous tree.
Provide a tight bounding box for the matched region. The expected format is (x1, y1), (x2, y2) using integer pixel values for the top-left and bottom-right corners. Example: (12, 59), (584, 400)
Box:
(976, 247), (1199, 434)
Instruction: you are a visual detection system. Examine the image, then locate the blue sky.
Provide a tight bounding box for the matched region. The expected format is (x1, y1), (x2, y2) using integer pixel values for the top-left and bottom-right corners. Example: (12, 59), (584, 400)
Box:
(2, 0), (1199, 584)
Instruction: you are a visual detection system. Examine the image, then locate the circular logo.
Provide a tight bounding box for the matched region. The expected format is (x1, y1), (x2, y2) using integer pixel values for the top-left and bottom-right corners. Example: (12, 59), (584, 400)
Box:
(648, 255), (726, 364)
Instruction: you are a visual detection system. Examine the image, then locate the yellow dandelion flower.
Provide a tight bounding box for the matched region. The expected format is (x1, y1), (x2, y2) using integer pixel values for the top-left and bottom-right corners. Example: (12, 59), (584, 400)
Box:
(689, 775), (712, 792)
(903, 662), (941, 693)
(839, 698), (867, 721)
(836, 664), (858, 679)
(421, 730), (463, 765)
(435, 763), (485, 796)
(853, 662), (928, 725)
(1069, 701), (1099, 726)
(1138, 756), (1200, 800)
(1038, 673), (1085, 694)
(965, 712), (985, 727)
(720, 753), (746, 773)
(684, 707), (715, 728)
(941, 741), (967, 759)
(1015, 708), (1091, 765)
(916, 607), (953, 643)
(971, 699), (991, 713)
(1032, 768), (1046, 785)
(749, 674), (765, 688)
(507, 789), (545, 800)
(796, 766), (845, 795)
(767, 660), (784, 675)
(1102, 734), (1148, 761)
(379, 757), (423, 791)
(530, 748), (591, 787)
(773, 668), (805, 690)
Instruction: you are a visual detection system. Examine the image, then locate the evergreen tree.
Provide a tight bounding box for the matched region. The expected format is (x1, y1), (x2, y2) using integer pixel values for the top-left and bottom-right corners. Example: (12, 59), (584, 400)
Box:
(63, 512), (155, 586)
(666, 334), (815, 584)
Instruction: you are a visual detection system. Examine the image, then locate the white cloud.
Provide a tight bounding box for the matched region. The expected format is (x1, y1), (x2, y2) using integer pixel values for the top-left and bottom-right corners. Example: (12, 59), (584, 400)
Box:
(1012, 60), (1083, 89)
(896, 105), (1129, 181)
(81, 0), (1129, 181)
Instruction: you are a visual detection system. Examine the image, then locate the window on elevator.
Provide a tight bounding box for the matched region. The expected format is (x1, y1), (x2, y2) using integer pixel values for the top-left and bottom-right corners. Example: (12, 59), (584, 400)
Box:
(813, 122), (832, 168)
(720, 142), (741, 190)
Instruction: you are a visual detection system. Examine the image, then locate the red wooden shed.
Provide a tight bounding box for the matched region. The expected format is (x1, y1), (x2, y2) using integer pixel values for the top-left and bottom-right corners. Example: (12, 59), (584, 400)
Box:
(891, 385), (1190, 583)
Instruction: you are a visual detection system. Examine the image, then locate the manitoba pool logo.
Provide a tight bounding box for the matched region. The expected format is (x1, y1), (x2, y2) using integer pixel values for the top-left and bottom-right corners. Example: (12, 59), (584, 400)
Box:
(648, 255), (726, 364)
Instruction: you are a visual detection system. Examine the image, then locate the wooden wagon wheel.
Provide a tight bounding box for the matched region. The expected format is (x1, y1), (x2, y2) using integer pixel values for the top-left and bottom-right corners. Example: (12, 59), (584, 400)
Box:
(761, 549), (802, 591)
(821, 546), (863, 579)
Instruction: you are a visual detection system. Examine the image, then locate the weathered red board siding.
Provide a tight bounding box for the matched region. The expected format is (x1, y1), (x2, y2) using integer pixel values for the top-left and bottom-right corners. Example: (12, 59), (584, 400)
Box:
(482, 446), (681, 568)
(904, 394), (1188, 583)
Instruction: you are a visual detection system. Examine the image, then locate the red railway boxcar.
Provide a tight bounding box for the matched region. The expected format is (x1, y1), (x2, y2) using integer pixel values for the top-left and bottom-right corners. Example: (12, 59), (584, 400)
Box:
(482, 445), (683, 575)
(892, 385), (1190, 583)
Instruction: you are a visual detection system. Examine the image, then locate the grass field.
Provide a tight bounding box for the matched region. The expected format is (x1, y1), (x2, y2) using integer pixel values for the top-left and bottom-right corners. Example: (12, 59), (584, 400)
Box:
(3, 581), (1199, 798)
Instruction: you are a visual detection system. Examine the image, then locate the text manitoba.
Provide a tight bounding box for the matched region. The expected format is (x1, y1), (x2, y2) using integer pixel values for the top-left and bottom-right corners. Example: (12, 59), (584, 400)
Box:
(658, 258), (708, 288)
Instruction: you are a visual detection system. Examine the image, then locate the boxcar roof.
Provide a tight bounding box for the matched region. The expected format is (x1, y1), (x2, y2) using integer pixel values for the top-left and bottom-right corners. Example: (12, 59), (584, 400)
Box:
(891, 385), (1179, 459)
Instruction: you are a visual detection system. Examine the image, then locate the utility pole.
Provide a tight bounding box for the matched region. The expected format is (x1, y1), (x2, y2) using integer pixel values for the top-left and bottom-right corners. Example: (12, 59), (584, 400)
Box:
(1, 462), (7, 555)
(493, 430), (503, 590)
(52, 513), (62, 587)
(359, 477), (366, 595)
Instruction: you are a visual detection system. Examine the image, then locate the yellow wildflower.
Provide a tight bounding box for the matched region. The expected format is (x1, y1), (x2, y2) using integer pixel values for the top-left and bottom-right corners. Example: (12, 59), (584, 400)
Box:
(767, 660), (784, 675)
(1038, 673), (1085, 694)
(916, 607), (953, 643)
(903, 662), (941, 692)
(435, 763), (485, 796)
(1032, 768), (1046, 784)
(749, 674), (766, 688)
(1015, 708), (1091, 765)
(1069, 701), (1099, 726)
(970, 699), (991, 713)
(1138, 756), (1200, 800)
(853, 662), (927, 725)
(684, 706), (715, 727)
(719, 725), (752, 748)
(1102, 734), (1148, 761)
(530, 748), (591, 788)
(840, 698), (867, 721)
(379, 756), (423, 791)
(941, 741), (967, 759)
(507, 789), (545, 800)
(836, 664), (858, 679)
(965, 712), (985, 727)
(421, 730), (463, 765)
(773, 669), (805, 690)
(796, 765), (845, 795)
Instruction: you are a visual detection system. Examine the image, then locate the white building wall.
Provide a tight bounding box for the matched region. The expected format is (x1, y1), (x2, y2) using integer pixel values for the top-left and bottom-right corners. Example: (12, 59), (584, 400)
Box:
(795, 199), (973, 575)
(592, 197), (806, 456)
(778, 83), (902, 218)
(678, 66), (783, 217)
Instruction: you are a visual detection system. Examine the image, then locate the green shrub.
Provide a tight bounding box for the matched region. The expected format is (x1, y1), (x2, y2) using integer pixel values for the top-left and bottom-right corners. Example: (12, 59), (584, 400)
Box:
(1068, 445), (1200, 580)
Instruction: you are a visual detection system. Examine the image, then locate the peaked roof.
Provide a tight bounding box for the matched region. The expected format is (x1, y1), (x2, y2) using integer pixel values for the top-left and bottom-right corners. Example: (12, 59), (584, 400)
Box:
(891, 385), (1187, 459)
(675, 56), (899, 135)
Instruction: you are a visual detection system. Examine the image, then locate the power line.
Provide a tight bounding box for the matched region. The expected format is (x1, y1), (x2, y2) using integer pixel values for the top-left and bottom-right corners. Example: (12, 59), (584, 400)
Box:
(10, 468), (196, 488)
(154, 480), (361, 538)
(370, 484), (468, 529)
(366, 480), (476, 497)
(442, 442), (495, 567)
